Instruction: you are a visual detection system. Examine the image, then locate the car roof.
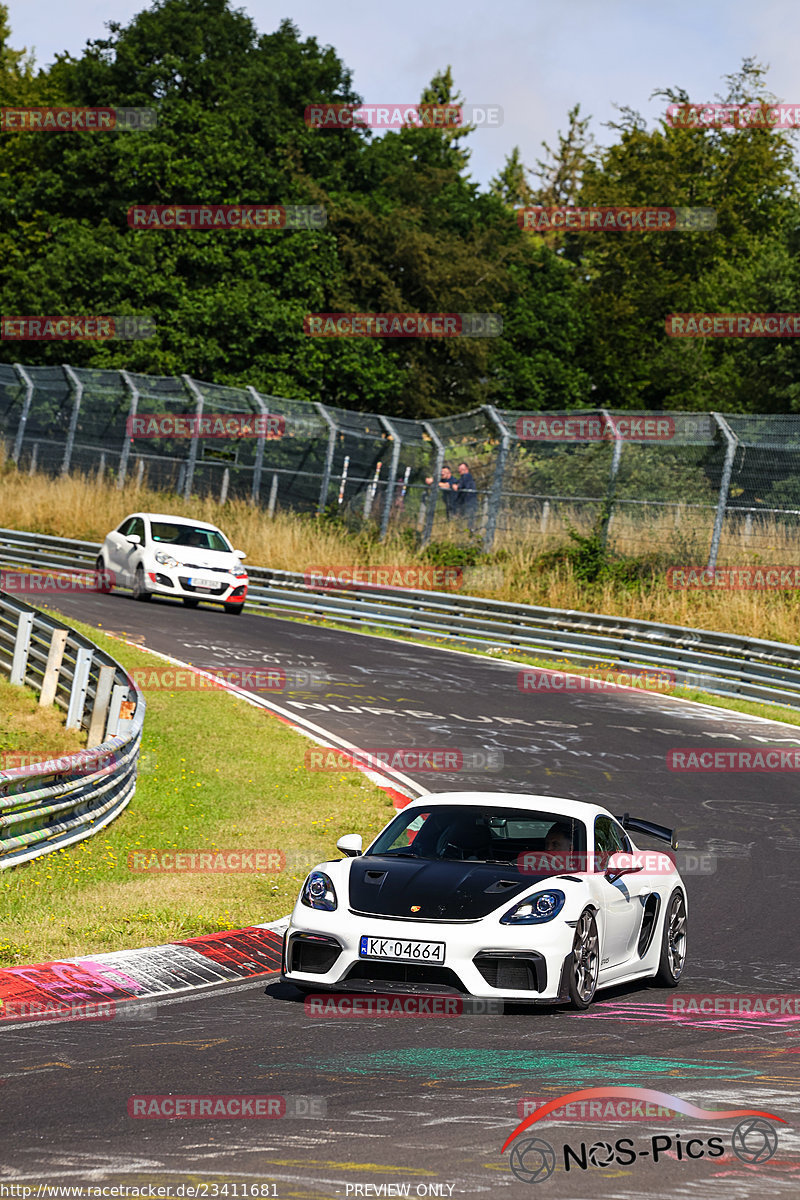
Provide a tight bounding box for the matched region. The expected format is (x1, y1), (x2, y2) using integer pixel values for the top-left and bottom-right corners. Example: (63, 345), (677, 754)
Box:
(401, 792), (615, 824)
(123, 513), (221, 531)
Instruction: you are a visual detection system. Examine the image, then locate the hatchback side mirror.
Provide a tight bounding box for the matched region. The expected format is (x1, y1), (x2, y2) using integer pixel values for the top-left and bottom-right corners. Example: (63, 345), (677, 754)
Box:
(337, 834), (363, 857)
(127, 534), (142, 546)
(235, 549), (247, 560)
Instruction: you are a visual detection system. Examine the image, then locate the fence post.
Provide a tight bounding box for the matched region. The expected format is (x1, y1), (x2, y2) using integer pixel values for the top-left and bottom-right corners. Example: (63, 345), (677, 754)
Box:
(87, 665), (116, 748)
(118, 369), (139, 489)
(247, 385), (269, 504)
(181, 376), (205, 499)
(540, 500), (550, 533)
(66, 647), (93, 730)
(267, 473), (279, 517)
(11, 364), (34, 465)
(28, 443), (38, 474)
(708, 413), (738, 571)
(482, 405), (512, 551)
(599, 409), (623, 547)
(421, 423), (445, 548)
(10, 612), (34, 684)
(61, 365), (84, 475)
(39, 628), (68, 706)
(378, 415), (402, 541)
(314, 402), (338, 515)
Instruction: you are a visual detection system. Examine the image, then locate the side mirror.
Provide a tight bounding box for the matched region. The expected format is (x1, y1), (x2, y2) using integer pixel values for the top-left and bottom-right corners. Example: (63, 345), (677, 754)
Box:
(234, 549), (247, 560)
(605, 852), (643, 883)
(127, 534), (142, 546)
(337, 833), (363, 858)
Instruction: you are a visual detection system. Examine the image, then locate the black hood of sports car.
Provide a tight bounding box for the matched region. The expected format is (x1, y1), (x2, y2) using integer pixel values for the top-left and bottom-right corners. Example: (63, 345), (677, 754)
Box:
(348, 855), (553, 920)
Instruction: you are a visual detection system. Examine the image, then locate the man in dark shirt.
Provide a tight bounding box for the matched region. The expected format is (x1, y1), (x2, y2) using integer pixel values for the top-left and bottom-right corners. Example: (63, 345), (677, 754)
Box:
(456, 461), (478, 532)
(425, 464), (459, 521)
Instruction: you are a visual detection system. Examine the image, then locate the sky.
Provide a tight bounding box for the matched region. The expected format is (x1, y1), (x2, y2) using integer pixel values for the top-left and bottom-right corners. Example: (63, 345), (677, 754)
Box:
(6, 0), (800, 187)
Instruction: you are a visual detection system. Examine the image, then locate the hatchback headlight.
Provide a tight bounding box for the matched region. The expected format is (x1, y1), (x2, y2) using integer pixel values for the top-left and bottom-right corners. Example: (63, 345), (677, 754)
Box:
(500, 889), (565, 925)
(301, 871), (337, 911)
(155, 551), (179, 568)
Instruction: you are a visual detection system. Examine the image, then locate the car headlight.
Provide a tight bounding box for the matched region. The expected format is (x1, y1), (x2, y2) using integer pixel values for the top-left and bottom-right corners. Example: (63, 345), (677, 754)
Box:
(233, 569), (248, 579)
(301, 871), (337, 911)
(155, 551), (179, 568)
(500, 889), (565, 925)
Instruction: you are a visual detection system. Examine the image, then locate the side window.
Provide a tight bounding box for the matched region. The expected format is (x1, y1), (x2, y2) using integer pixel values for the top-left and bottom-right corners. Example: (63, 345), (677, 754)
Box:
(117, 517), (136, 536)
(130, 517), (146, 542)
(594, 816), (628, 871)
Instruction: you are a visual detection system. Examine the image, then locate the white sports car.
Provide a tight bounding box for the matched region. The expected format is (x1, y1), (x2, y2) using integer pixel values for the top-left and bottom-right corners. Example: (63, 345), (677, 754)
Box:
(96, 512), (248, 613)
(282, 792), (687, 1008)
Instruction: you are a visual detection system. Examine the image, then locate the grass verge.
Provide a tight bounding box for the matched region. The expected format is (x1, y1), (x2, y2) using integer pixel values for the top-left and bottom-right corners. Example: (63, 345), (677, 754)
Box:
(0, 617), (396, 967)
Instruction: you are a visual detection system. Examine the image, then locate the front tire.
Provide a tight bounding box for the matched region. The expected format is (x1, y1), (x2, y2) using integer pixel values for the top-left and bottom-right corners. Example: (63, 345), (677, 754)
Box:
(183, 598), (200, 609)
(567, 909), (599, 1009)
(132, 565), (152, 602)
(95, 556), (112, 593)
(224, 602), (244, 615)
(653, 889), (687, 987)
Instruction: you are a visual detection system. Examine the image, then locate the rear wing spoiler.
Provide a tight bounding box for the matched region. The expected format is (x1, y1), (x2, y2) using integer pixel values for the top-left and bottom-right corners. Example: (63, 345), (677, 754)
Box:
(619, 813), (678, 850)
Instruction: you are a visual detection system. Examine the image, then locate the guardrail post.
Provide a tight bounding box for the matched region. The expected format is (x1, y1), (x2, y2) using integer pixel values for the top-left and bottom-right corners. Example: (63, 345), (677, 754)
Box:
(482, 405), (512, 551)
(61, 365), (84, 475)
(378, 415), (402, 541)
(708, 413), (738, 572)
(181, 376), (205, 499)
(87, 665), (116, 748)
(314, 403), (338, 516)
(599, 409), (623, 547)
(118, 370), (139, 489)
(421, 423), (445, 548)
(11, 364), (34, 465)
(66, 646), (93, 730)
(105, 683), (127, 738)
(247, 385), (269, 503)
(39, 628), (68, 706)
(10, 612), (34, 684)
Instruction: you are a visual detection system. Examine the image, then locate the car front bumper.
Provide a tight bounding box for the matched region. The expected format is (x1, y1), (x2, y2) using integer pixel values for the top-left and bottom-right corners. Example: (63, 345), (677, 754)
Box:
(144, 566), (247, 603)
(282, 908), (575, 1003)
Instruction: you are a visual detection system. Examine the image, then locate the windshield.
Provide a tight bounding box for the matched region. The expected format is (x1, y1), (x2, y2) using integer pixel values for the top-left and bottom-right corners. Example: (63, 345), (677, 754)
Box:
(149, 522), (231, 552)
(367, 805), (588, 872)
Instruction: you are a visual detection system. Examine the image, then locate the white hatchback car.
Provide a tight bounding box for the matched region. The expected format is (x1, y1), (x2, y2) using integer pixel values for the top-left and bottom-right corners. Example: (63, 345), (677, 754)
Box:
(97, 512), (248, 613)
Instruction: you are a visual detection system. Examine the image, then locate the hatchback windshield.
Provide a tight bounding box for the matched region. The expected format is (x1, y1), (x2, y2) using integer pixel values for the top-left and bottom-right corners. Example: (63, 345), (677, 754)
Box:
(149, 522), (231, 552)
(367, 806), (588, 871)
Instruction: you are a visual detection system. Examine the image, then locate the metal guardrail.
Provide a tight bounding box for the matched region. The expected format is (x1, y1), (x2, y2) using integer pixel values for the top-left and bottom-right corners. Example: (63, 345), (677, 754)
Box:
(0, 585), (145, 868)
(0, 525), (799, 713)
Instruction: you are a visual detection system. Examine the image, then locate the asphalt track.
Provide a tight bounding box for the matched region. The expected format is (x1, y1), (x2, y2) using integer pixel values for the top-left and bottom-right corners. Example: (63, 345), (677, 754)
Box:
(2, 589), (799, 1198)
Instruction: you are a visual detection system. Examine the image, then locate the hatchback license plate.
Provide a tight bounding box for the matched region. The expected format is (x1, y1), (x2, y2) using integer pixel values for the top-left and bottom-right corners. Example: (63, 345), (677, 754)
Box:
(359, 936), (445, 963)
(190, 577), (217, 590)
